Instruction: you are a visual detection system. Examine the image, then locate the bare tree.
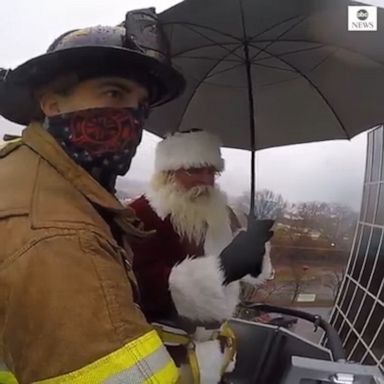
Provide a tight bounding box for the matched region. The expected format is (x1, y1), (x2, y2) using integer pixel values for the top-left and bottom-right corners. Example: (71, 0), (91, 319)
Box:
(287, 258), (310, 304)
(236, 189), (287, 220)
(323, 269), (345, 303)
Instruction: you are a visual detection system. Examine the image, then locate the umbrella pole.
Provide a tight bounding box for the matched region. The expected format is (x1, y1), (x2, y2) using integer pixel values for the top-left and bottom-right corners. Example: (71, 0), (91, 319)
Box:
(245, 43), (257, 220)
(239, 0), (257, 220)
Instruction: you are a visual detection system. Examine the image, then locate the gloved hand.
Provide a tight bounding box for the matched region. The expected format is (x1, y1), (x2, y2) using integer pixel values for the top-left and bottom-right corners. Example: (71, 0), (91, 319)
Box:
(219, 219), (274, 285)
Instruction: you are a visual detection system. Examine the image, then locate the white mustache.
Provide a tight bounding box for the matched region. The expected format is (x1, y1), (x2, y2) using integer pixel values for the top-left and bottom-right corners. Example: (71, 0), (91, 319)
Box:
(186, 185), (214, 199)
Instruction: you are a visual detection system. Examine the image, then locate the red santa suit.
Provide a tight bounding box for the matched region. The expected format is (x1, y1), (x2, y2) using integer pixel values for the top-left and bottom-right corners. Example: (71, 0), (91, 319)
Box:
(130, 195), (243, 323)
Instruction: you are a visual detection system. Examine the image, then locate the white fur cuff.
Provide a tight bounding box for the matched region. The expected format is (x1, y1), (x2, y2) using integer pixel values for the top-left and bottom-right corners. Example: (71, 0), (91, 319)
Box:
(169, 256), (239, 322)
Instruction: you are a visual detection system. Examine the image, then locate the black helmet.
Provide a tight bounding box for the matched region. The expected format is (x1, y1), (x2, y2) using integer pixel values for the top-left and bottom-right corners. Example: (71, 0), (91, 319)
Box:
(0, 8), (185, 125)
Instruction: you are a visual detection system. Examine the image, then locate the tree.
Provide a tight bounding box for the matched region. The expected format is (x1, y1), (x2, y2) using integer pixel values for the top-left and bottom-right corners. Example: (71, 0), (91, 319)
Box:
(295, 202), (358, 249)
(236, 189), (287, 220)
(323, 269), (345, 303)
(287, 261), (310, 304)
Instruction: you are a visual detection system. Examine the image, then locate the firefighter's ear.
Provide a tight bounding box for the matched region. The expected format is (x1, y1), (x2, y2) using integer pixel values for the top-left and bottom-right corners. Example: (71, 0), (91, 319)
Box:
(38, 92), (61, 117)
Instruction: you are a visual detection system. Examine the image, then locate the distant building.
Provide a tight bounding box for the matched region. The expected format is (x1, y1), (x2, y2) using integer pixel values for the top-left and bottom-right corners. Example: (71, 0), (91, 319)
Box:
(329, 127), (384, 373)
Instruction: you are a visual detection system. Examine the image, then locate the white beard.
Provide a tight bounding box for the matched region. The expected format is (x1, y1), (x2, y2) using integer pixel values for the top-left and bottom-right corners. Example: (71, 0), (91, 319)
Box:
(147, 173), (234, 255)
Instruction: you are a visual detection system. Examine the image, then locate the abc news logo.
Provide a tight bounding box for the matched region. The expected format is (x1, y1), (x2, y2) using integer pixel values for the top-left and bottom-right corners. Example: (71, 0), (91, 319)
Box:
(348, 6), (377, 31)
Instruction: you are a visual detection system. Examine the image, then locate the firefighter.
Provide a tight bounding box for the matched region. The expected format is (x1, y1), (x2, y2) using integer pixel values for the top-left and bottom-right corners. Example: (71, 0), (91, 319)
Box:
(0, 8), (185, 384)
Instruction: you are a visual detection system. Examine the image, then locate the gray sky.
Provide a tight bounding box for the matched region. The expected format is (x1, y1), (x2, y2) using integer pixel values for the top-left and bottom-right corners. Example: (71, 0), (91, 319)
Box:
(1, 0), (381, 210)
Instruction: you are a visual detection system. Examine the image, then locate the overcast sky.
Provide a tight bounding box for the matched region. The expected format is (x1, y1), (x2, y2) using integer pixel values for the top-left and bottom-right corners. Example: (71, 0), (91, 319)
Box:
(1, 0), (382, 210)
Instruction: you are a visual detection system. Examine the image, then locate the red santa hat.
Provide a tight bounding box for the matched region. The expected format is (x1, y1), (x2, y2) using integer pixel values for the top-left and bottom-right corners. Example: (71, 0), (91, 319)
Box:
(155, 129), (225, 173)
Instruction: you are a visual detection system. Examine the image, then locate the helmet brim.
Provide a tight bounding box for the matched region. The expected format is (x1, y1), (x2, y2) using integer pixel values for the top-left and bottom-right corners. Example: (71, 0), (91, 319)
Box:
(0, 46), (185, 125)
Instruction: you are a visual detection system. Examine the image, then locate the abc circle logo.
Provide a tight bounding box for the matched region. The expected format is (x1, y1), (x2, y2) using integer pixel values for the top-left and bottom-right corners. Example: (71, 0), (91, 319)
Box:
(357, 9), (369, 21)
(348, 6), (377, 31)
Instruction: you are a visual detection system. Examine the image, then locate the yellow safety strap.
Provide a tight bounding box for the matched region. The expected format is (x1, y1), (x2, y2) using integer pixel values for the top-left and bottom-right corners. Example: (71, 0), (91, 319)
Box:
(218, 322), (237, 375)
(154, 322), (237, 384)
(154, 325), (201, 384)
(34, 330), (179, 384)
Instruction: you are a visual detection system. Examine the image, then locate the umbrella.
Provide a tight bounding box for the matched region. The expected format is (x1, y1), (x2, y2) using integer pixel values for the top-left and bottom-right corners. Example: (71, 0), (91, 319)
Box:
(146, 0), (384, 215)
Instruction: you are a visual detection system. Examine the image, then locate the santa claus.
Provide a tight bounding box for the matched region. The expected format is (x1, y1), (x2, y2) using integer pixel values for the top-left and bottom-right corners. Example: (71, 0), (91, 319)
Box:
(129, 129), (273, 383)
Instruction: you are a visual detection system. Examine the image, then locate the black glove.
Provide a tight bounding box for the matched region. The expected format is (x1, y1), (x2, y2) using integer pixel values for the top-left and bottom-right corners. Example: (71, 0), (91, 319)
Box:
(219, 219), (274, 285)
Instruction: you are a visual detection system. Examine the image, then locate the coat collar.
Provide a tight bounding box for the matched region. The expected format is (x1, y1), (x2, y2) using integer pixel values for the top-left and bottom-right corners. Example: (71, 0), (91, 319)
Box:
(22, 122), (148, 238)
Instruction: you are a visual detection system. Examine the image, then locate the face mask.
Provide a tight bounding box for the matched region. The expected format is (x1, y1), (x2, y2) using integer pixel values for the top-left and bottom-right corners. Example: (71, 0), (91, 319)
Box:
(46, 106), (147, 177)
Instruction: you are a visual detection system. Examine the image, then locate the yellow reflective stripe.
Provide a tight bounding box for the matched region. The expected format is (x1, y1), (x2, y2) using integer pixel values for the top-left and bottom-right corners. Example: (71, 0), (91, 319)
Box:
(103, 343), (174, 384)
(34, 330), (179, 384)
(0, 370), (18, 384)
(0, 362), (18, 384)
(143, 360), (179, 384)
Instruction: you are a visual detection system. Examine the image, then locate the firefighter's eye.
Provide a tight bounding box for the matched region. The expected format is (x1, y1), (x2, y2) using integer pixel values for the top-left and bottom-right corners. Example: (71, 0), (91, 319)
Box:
(104, 89), (125, 100)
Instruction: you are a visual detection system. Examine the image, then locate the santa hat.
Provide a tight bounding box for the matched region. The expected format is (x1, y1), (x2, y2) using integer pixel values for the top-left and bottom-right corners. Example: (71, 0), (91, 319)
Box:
(155, 130), (225, 173)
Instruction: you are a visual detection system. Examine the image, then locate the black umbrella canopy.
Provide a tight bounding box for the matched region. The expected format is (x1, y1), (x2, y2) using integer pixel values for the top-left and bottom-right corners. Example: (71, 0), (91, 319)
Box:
(147, 0), (384, 151)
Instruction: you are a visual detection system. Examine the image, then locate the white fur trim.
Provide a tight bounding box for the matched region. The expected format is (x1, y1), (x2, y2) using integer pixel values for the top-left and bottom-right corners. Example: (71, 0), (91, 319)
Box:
(203, 212), (233, 256)
(145, 183), (170, 220)
(195, 340), (228, 384)
(241, 242), (273, 286)
(155, 131), (225, 172)
(169, 256), (240, 322)
(194, 326), (219, 342)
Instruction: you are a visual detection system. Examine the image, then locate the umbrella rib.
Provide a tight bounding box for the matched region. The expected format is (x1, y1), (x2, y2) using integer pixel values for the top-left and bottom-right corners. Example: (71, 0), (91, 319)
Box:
(257, 38), (384, 67)
(163, 21), (242, 42)
(169, 23), (174, 51)
(164, 14), (309, 45)
(176, 55), (242, 63)
(205, 61), (245, 79)
(173, 23), (244, 61)
(174, 42), (246, 131)
(251, 14), (308, 40)
(251, 62), (297, 73)
(251, 45), (332, 81)
(250, 15), (308, 63)
(205, 60), (296, 82)
(253, 44), (326, 64)
(175, 42), (243, 57)
(257, 74), (304, 88)
(165, 13), (308, 57)
(248, 41), (351, 140)
(176, 44), (327, 73)
(174, 40), (325, 60)
(309, 48), (338, 73)
(176, 43), (328, 80)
